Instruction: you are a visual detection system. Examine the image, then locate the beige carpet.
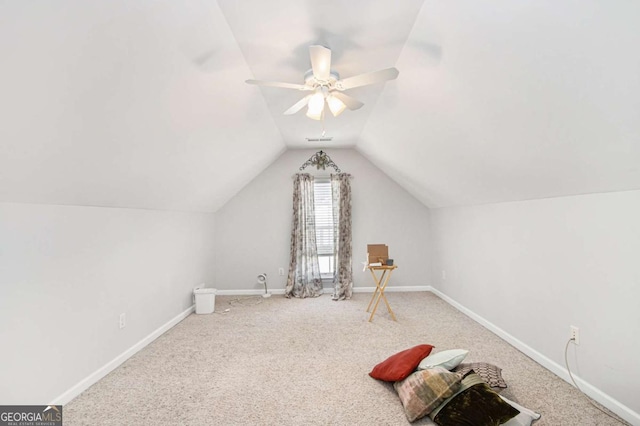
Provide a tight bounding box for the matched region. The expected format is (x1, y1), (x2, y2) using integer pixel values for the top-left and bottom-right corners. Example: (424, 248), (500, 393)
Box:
(64, 292), (628, 425)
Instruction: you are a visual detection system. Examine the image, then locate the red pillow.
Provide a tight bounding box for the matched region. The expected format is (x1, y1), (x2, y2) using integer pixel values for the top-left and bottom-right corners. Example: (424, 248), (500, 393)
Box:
(369, 344), (434, 381)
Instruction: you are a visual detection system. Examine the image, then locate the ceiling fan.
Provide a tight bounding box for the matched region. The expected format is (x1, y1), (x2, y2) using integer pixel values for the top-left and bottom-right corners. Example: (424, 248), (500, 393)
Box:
(246, 45), (399, 120)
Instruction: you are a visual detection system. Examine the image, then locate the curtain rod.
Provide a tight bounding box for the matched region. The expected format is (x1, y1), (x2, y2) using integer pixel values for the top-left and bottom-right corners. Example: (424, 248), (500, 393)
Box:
(298, 150), (342, 173)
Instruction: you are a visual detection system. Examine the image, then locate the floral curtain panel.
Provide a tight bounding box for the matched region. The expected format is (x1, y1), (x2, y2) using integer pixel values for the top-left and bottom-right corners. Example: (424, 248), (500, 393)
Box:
(331, 173), (353, 300)
(285, 174), (323, 298)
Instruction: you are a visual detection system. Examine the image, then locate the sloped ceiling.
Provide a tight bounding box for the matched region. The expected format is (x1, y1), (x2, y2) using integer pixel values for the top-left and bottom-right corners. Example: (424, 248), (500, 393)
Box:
(0, 0), (283, 212)
(361, 1), (640, 207)
(1, 0), (639, 212)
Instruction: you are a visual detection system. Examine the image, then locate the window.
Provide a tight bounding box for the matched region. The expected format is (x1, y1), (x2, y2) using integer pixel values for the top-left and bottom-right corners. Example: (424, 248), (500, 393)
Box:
(313, 178), (334, 277)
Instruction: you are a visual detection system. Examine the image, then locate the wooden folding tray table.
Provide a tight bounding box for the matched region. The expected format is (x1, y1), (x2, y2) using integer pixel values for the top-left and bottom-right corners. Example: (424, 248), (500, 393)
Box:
(366, 264), (398, 322)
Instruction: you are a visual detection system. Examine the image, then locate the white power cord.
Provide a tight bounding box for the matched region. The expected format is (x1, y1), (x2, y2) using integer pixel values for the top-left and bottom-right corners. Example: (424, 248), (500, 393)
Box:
(564, 339), (626, 424)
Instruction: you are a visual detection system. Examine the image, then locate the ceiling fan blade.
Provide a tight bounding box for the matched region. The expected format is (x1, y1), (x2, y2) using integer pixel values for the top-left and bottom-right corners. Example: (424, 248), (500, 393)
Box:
(283, 94), (312, 115)
(309, 45), (331, 81)
(330, 91), (364, 110)
(245, 79), (310, 90)
(335, 67), (399, 91)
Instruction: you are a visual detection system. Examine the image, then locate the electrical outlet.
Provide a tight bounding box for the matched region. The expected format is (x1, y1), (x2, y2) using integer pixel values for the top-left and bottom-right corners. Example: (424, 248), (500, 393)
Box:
(119, 313), (126, 329)
(570, 325), (579, 345)
(278, 267), (285, 276)
(442, 270), (446, 280)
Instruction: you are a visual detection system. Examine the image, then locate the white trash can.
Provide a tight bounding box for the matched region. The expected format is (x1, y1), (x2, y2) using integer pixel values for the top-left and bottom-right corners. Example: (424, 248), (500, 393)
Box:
(194, 288), (216, 314)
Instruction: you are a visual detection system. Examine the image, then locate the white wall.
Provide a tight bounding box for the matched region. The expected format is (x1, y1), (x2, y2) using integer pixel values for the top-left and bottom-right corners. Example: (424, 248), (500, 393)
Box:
(213, 148), (431, 292)
(0, 202), (215, 404)
(429, 190), (640, 419)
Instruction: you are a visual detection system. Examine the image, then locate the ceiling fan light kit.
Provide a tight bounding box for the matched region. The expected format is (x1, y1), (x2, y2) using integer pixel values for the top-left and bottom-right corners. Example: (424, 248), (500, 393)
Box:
(246, 45), (398, 121)
(326, 94), (346, 117)
(306, 90), (326, 120)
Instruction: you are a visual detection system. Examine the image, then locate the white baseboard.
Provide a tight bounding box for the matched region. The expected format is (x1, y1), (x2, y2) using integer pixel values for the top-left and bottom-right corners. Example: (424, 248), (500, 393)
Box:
(54, 286), (637, 423)
(50, 305), (195, 406)
(216, 285), (431, 296)
(428, 287), (640, 426)
(51, 286), (429, 405)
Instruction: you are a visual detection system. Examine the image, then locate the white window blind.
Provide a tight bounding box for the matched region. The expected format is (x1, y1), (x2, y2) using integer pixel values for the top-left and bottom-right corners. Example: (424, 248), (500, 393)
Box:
(313, 179), (334, 275)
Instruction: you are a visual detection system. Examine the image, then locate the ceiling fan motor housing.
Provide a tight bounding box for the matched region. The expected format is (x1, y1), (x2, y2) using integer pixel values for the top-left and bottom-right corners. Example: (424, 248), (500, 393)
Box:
(246, 45), (398, 117)
(304, 69), (340, 88)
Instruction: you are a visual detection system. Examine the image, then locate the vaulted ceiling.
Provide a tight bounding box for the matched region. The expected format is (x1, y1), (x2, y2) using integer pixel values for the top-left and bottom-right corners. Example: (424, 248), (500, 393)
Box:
(1, 1), (639, 212)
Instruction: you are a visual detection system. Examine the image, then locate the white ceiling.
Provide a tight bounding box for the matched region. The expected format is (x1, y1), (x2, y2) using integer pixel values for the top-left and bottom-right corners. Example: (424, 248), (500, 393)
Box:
(1, 0), (639, 212)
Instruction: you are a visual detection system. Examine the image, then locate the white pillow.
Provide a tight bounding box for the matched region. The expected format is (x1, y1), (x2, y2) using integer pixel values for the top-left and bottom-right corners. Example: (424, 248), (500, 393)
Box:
(417, 349), (469, 371)
(500, 395), (541, 426)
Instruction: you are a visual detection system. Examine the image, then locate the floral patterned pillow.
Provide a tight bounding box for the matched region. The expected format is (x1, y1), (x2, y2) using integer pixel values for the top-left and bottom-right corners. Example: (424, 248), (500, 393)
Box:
(393, 367), (463, 422)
